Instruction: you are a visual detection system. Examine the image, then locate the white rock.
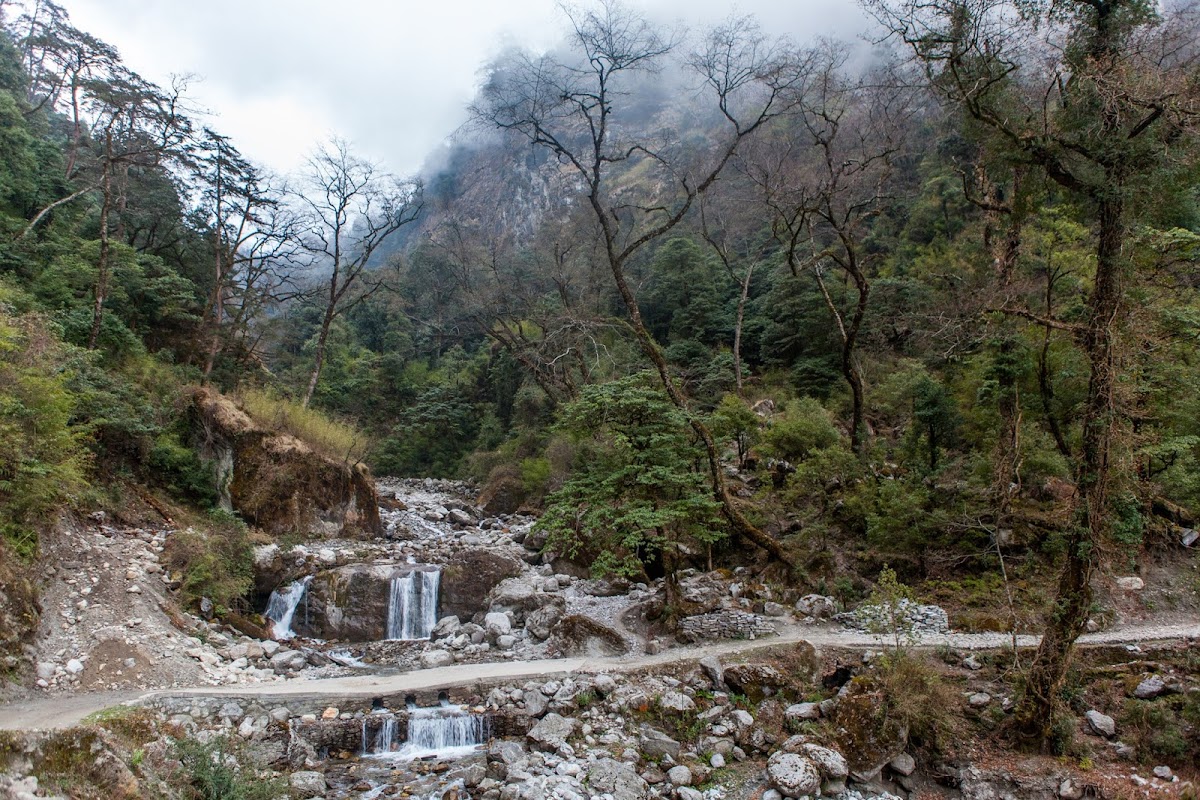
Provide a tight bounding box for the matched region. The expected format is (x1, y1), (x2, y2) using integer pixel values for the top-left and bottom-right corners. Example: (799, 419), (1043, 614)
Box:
(667, 765), (693, 786)
(1133, 676), (1165, 699)
(968, 692), (992, 707)
(289, 771), (327, 798)
(484, 611), (512, 638)
(1115, 576), (1144, 591)
(419, 650), (454, 669)
(785, 702), (821, 722)
(767, 752), (821, 797)
(801, 743), (848, 779)
(658, 691), (696, 712)
(65, 659), (84, 675)
(709, 753), (726, 769)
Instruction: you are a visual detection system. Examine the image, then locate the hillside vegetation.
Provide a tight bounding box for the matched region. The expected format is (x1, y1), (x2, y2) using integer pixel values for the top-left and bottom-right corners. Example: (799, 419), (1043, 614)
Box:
(0, 0), (1197, 749)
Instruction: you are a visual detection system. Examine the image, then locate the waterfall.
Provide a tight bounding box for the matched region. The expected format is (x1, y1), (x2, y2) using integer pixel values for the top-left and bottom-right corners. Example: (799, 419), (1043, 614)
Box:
(264, 576), (312, 640)
(363, 705), (488, 761)
(405, 705), (488, 759)
(386, 569), (440, 640)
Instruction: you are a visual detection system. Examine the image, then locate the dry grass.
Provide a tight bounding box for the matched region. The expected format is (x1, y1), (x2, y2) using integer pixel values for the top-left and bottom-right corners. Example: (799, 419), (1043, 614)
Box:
(235, 388), (367, 464)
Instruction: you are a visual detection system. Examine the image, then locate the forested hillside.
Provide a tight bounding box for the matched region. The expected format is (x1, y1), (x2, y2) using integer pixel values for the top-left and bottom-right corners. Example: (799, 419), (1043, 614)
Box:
(1, 0), (1198, 756)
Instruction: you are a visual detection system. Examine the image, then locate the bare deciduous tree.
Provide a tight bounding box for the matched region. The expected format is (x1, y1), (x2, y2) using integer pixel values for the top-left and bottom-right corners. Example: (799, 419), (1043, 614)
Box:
(295, 138), (422, 406)
(473, 1), (815, 567)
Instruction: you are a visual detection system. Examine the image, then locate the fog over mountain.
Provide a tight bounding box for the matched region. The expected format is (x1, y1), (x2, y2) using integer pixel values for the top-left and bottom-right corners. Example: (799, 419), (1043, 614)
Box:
(63, 0), (867, 176)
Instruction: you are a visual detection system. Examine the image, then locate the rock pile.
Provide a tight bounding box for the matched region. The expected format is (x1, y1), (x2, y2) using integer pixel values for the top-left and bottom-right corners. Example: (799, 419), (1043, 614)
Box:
(835, 600), (950, 635)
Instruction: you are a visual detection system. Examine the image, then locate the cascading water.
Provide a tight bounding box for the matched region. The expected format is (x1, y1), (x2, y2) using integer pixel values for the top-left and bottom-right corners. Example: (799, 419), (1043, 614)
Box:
(264, 576), (312, 639)
(365, 704), (488, 761)
(386, 569), (440, 640)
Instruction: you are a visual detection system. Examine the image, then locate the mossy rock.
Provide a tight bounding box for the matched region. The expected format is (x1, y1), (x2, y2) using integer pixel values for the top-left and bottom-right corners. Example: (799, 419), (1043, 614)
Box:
(831, 676), (908, 773)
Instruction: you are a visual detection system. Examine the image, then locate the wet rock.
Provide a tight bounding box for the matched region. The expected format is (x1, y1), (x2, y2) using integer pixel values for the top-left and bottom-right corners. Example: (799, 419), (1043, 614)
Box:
(295, 564), (438, 640)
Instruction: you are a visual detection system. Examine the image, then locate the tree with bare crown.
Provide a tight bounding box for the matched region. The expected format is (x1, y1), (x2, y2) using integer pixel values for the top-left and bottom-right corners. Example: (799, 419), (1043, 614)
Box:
(471, 0), (822, 568)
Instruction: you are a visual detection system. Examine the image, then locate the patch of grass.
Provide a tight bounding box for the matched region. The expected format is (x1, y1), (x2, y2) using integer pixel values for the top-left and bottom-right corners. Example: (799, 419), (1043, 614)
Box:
(237, 387), (368, 463)
(1120, 696), (1200, 765)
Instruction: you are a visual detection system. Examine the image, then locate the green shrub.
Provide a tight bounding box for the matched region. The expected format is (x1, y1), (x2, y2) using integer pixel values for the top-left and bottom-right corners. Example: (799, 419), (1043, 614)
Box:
(173, 736), (284, 800)
(0, 306), (88, 557)
(762, 397), (841, 463)
(163, 513), (254, 614)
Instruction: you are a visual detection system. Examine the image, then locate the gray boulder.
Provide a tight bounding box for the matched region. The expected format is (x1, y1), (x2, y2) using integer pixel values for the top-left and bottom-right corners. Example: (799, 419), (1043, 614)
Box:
(639, 727), (682, 760)
(795, 594), (837, 619)
(527, 712), (577, 751)
(767, 752), (821, 797)
(289, 771), (327, 798)
(586, 758), (649, 800)
(1085, 709), (1116, 737)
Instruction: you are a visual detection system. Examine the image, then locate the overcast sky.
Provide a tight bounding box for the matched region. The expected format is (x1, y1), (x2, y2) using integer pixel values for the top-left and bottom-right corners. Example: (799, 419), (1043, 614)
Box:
(60, 1), (868, 178)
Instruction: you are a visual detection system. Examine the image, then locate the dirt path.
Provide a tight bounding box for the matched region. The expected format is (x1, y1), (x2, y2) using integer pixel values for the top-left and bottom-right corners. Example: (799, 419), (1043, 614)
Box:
(2, 620), (1195, 732)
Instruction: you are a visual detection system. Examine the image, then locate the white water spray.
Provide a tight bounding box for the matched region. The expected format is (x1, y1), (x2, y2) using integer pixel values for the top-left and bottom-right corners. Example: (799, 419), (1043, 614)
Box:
(366, 705), (488, 761)
(264, 576), (312, 640)
(386, 569), (440, 640)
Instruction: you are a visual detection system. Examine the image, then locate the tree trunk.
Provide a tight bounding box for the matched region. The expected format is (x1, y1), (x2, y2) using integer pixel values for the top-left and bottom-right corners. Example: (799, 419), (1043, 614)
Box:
(991, 169), (1025, 521)
(733, 263), (754, 394)
(1012, 194), (1124, 746)
(303, 312), (333, 409)
(87, 154), (113, 351)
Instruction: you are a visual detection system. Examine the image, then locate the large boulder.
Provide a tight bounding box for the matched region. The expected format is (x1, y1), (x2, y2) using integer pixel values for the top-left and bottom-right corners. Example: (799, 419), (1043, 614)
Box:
(440, 549), (525, 621)
(586, 758), (649, 800)
(193, 388), (381, 538)
(477, 466), (527, 516)
(767, 752), (821, 797)
(527, 712), (577, 751)
(550, 614), (629, 657)
(723, 664), (791, 702)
